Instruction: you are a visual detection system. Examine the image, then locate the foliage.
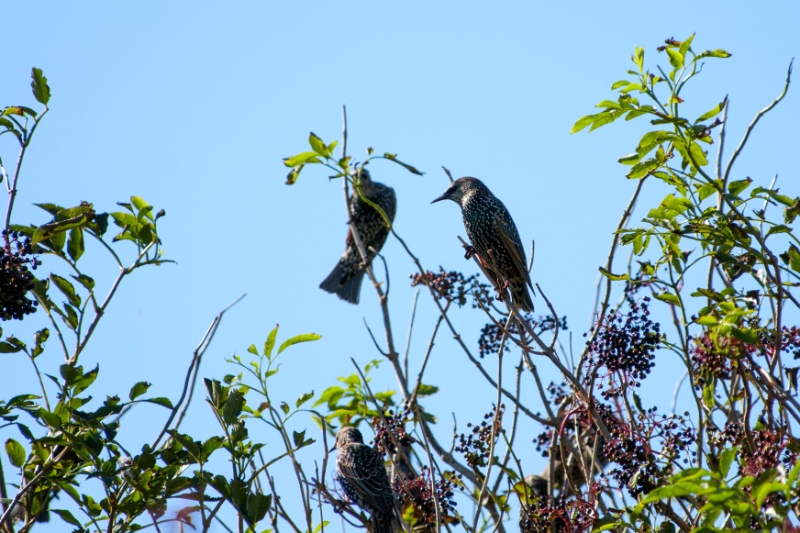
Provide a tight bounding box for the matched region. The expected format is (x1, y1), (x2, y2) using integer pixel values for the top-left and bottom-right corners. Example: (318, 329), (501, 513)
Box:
(2, 33), (799, 533)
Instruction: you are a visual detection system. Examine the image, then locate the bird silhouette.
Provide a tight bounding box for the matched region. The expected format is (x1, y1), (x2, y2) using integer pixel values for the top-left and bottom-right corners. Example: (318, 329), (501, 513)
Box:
(320, 169), (396, 304)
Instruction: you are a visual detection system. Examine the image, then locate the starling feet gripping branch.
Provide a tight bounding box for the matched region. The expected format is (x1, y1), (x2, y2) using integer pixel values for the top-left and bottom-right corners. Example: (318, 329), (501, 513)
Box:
(432, 177), (535, 312)
(334, 427), (399, 533)
(320, 169), (396, 305)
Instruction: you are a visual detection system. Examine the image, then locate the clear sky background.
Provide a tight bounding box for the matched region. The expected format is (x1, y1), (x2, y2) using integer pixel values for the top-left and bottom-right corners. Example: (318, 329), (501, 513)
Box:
(2, 2), (799, 531)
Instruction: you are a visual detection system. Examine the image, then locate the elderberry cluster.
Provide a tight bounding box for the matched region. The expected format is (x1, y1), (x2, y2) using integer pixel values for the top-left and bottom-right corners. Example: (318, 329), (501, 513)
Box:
(0, 230), (40, 321)
(394, 467), (461, 528)
(410, 268), (492, 308)
(584, 298), (659, 398)
(454, 405), (504, 469)
(741, 429), (786, 478)
(478, 315), (567, 358)
(371, 409), (414, 456)
(782, 326), (800, 359)
(690, 332), (735, 383)
(520, 488), (597, 533)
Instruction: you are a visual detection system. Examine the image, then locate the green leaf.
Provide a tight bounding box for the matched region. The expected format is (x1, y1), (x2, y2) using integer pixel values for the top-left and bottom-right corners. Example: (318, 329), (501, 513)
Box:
(611, 79), (630, 90)
(654, 291), (682, 307)
(570, 113), (600, 134)
(296, 391), (314, 408)
(283, 152), (322, 167)
(129, 381), (151, 401)
(784, 198), (800, 224)
(70, 274), (95, 291)
(51, 509), (82, 527)
(144, 397), (174, 409)
(5, 438), (26, 467)
(264, 326), (278, 358)
(598, 267), (629, 281)
(627, 158), (660, 179)
(665, 48), (684, 69)
(309, 132), (327, 156)
(618, 153), (641, 166)
(718, 446), (738, 478)
(697, 97), (727, 122)
(31, 68), (51, 105)
(67, 228), (84, 262)
(696, 49), (732, 60)
(679, 34), (695, 58)
(278, 333), (322, 355)
(50, 274), (81, 308)
(727, 178), (752, 197)
(32, 211), (94, 245)
(0, 341), (23, 354)
(293, 430), (307, 447)
(285, 164), (304, 185)
(32, 328), (49, 358)
(245, 493), (272, 524)
(131, 196), (153, 219)
(383, 153), (423, 175)
(596, 100), (621, 109)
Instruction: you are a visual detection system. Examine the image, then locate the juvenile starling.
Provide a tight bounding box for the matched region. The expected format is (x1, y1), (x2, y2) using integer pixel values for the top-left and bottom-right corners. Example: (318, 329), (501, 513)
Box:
(320, 169), (397, 305)
(431, 177), (535, 312)
(334, 427), (397, 533)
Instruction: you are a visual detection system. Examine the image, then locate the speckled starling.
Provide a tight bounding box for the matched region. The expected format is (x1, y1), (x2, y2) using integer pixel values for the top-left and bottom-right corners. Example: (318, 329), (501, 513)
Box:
(320, 169), (396, 305)
(334, 427), (398, 533)
(431, 177), (534, 312)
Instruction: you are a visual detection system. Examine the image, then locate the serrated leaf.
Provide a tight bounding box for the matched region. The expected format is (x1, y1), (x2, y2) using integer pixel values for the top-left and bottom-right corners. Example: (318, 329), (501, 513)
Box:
(278, 333), (322, 355)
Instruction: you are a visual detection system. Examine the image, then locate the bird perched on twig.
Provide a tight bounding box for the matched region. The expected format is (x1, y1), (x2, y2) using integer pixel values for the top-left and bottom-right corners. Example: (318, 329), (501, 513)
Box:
(334, 426), (398, 533)
(431, 177), (535, 312)
(320, 169), (396, 305)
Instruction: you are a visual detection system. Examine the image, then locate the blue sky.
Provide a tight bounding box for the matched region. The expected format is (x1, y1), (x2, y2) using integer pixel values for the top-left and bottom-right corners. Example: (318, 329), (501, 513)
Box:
(2, 1), (798, 530)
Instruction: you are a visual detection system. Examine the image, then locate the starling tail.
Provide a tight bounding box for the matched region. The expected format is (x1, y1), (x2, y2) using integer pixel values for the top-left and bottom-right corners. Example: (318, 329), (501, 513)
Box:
(334, 427), (398, 533)
(321, 169), (396, 305)
(431, 177), (535, 312)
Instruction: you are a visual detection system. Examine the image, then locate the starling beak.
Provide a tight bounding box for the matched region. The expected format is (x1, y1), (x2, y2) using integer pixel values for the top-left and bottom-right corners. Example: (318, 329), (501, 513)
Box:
(334, 427), (398, 533)
(432, 177), (535, 312)
(320, 169), (397, 305)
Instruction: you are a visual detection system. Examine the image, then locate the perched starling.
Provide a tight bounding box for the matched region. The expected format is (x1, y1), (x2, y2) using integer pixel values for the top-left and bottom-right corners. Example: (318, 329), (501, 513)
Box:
(431, 177), (535, 312)
(321, 169), (397, 305)
(334, 427), (398, 533)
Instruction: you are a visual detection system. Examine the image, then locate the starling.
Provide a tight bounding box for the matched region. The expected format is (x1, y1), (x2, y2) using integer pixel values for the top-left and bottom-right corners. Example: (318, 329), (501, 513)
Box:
(334, 427), (398, 533)
(431, 177), (535, 312)
(320, 169), (397, 305)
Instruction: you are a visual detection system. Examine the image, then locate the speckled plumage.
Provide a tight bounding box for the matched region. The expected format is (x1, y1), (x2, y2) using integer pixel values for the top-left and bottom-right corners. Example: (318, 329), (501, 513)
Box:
(320, 170), (396, 305)
(334, 427), (397, 533)
(432, 177), (535, 312)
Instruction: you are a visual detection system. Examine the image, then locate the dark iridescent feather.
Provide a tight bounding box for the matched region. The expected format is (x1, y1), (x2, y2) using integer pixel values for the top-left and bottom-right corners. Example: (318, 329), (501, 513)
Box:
(432, 177), (534, 312)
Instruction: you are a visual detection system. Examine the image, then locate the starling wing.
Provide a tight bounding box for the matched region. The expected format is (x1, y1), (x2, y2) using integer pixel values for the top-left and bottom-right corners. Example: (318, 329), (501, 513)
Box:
(493, 212), (535, 312)
(337, 446), (396, 520)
